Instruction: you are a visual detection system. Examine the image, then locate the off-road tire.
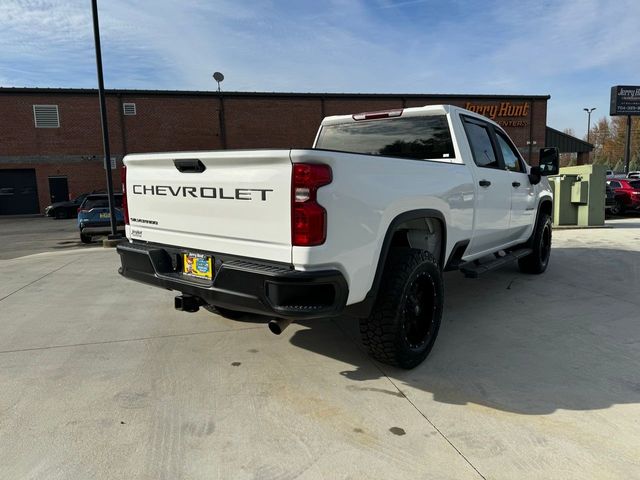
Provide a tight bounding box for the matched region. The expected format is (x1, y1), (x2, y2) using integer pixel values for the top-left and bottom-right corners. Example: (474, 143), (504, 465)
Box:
(80, 232), (92, 244)
(518, 213), (552, 274)
(203, 305), (245, 320)
(360, 248), (444, 369)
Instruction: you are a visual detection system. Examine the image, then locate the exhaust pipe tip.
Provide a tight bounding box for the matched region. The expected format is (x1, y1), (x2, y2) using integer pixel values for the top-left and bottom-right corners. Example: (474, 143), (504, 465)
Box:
(268, 318), (293, 335)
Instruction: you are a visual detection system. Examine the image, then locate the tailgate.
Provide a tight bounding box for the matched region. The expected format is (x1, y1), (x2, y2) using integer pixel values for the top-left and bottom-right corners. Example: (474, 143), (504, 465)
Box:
(124, 150), (293, 263)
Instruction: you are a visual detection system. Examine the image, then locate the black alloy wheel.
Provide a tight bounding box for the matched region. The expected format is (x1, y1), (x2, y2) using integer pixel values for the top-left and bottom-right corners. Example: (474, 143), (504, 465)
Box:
(402, 272), (437, 350)
(518, 212), (552, 274)
(539, 221), (551, 268)
(360, 248), (444, 369)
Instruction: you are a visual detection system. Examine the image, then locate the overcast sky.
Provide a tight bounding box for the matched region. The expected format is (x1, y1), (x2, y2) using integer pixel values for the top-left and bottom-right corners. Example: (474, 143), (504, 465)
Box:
(1, 0), (638, 138)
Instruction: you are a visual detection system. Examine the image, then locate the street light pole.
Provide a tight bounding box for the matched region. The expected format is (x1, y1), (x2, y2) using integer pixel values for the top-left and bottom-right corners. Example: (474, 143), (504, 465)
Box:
(213, 72), (226, 149)
(583, 107), (596, 145)
(91, 0), (120, 240)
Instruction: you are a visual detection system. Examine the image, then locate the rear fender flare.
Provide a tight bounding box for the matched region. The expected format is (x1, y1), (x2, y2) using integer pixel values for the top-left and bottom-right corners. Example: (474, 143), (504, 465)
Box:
(347, 209), (446, 317)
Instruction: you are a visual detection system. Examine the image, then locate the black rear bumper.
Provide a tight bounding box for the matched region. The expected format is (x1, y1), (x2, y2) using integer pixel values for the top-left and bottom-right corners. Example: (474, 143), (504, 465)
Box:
(116, 241), (348, 320)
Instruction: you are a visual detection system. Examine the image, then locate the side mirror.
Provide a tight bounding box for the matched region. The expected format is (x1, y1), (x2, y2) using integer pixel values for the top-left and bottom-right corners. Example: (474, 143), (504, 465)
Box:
(538, 147), (559, 176)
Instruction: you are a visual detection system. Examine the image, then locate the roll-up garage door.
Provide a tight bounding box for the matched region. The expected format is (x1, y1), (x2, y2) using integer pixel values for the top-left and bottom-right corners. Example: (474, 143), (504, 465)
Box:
(0, 169), (40, 215)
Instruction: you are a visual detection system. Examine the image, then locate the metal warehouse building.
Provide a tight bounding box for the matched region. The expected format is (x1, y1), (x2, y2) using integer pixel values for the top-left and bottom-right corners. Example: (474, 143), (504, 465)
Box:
(0, 87), (590, 215)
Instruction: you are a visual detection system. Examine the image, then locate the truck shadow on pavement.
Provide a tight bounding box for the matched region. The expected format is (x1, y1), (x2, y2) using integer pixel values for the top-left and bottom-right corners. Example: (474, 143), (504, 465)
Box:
(52, 240), (100, 249)
(289, 247), (640, 415)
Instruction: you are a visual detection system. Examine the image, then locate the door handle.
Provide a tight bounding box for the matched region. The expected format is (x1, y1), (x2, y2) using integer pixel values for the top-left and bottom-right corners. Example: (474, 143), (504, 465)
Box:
(174, 159), (206, 173)
(512, 181), (521, 188)
(479, 180), (491, 187)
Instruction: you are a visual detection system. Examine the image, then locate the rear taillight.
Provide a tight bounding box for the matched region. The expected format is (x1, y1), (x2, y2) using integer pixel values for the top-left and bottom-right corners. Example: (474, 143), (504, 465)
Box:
(292, 163), (332, 246)
(121, 164), (129, 225)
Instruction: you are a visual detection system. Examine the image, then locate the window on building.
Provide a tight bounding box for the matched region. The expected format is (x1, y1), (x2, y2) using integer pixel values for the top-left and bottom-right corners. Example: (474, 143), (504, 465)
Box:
(33, 105), (60, 128)
(123, 103), (137, 116)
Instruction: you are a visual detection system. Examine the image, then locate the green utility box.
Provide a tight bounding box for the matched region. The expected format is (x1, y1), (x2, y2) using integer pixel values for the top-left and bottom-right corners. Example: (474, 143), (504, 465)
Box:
(548, 165), (606, 227)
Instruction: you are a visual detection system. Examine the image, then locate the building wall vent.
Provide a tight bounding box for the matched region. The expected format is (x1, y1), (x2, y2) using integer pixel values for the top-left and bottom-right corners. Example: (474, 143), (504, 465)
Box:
(33, 105), (60, 128)
(123, 103), (137, 116)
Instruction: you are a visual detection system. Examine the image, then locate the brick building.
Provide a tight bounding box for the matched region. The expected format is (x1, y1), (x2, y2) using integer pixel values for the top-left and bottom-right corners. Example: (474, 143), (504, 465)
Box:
(0, 87), (553, 215)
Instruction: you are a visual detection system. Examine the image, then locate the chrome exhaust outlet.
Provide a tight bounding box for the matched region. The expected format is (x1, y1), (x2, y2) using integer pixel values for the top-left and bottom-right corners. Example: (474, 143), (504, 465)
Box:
(268, 318), (293, 335)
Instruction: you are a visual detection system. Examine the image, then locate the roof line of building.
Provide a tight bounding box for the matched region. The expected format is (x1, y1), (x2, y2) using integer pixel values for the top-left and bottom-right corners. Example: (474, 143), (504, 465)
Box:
(0, 86), (551, 100)
(546, 126), (593, 152)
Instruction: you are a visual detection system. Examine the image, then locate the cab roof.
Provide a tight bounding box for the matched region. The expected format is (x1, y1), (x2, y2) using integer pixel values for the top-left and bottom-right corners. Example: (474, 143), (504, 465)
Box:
(320, 104), (499, 128)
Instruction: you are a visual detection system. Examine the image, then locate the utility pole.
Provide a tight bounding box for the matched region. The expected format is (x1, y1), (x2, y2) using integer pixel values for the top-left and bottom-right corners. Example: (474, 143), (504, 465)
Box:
(91, 0), (120, 239)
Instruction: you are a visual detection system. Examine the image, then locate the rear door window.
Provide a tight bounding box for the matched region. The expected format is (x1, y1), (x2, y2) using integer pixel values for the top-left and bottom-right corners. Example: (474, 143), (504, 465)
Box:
(315, 115), (455, 160)
(82, 195), (122, 209)
(462, 118), (499, 169)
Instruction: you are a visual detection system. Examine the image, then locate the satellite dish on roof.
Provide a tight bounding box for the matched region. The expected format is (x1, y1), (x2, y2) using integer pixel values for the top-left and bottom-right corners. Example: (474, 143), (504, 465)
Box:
(213, 72), (224, 92)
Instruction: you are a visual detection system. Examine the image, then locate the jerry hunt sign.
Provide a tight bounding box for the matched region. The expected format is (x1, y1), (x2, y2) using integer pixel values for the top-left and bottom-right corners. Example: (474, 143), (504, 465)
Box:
(610, 85), (640, 116)
(465, 102), (530, 128)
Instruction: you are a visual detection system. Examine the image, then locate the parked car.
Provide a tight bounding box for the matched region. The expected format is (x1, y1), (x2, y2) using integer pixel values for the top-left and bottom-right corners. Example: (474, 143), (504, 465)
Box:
(627, 171), (640, 179)
(607, 178), (640, 215)
(45, 193), (90, 219)
(77, 193), (125, 243)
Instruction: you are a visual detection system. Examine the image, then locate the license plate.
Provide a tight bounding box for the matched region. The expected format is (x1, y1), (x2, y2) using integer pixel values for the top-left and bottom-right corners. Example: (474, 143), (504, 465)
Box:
(183, 253), (213, 280)
(99, 212), (110, 219)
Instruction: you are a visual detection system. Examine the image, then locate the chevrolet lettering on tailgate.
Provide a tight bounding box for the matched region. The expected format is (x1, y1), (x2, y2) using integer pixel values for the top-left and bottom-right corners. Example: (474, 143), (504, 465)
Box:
(132, 185), (273, 201)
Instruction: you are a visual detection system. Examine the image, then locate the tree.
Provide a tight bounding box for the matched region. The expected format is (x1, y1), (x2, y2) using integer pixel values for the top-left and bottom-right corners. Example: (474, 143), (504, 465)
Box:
(613, 159), (624, 173)
(589, 116), (640, 170)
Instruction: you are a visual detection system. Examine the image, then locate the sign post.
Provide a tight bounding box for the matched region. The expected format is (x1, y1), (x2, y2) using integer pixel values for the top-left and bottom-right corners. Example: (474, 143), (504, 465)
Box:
(610, 85), (640, 174)
(625, 115), (632, 174)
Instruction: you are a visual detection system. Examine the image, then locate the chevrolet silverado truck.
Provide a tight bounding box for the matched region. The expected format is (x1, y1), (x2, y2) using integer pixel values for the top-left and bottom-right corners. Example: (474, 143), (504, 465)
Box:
(117, 105), (559, 369)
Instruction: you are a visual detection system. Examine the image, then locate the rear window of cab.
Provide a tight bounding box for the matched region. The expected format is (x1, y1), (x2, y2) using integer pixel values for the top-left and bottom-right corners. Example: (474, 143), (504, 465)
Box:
(315, 115), (455, 161)
(82, 195), (122, 210)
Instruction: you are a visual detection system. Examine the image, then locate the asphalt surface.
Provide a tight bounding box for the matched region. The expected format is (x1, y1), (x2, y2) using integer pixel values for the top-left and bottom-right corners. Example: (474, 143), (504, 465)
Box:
(1, 217), (639, 479)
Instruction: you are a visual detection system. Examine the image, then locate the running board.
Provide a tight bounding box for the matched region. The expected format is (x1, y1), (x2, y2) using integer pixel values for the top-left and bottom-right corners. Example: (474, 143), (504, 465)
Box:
(459, 248), (532, 278)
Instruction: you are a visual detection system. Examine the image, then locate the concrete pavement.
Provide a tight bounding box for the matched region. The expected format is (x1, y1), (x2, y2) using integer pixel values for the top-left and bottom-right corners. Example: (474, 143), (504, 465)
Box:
(0, 216), (99, 260)
(0, 218), (639, 479)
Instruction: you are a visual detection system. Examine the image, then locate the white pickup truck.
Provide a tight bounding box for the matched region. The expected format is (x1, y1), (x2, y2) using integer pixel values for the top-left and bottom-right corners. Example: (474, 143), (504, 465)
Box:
(117, 105), (559, 368)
